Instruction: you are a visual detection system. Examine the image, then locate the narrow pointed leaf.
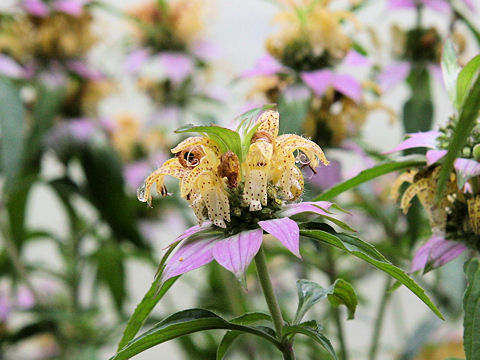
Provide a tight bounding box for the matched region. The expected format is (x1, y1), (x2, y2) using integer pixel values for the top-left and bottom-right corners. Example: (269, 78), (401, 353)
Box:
(463, 259), (480, 360)
(313, 159), (426, 201)
(282, 323), (337, 360)
(441, 39), (461, 106)
(456, 55), (480, 109)
(112, 309), (281, 360)
(300, 229), (444, 319)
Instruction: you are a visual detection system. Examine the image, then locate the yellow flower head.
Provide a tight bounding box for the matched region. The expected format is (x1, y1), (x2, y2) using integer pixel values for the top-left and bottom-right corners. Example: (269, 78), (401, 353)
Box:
(138, 108), (328, 228)
(266, 0), (360, 70)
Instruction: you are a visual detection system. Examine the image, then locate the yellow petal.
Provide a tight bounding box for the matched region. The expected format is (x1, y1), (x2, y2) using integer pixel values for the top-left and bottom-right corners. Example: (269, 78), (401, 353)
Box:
(400, 178), (431, 214)
(171, 136), (221, 155)
(468, 196), (480, 235)
(256, 110), (279, 138)
(180, 148), (220, 198)
(188, 190), (208, 224)
(138, 158), (188, 206)
(197, 173), (230, 228)
(275, 134), (329, 168)
(391, 169), (417, 201)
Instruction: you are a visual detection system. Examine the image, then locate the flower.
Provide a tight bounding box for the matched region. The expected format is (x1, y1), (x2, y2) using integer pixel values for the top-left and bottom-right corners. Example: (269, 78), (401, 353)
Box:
(387, 0), (475, 13)
(388, 124), (480, 271)
(138, 109), (333, 279)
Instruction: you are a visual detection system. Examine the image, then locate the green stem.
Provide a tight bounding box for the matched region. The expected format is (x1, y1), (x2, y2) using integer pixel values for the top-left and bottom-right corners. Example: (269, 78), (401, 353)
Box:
(254, 245), (295, 360)
(368, 276), (393, 360)
(325, 249), (348, 360)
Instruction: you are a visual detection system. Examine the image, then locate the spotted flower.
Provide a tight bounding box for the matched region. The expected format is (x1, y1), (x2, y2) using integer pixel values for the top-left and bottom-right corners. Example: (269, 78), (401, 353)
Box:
(138, 108), (334, 279)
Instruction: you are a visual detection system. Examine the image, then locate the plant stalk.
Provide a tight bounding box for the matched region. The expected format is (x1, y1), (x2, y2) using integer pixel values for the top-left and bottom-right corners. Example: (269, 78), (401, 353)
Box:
(368, 276), (393, 360)
(254, 244), (295, 360)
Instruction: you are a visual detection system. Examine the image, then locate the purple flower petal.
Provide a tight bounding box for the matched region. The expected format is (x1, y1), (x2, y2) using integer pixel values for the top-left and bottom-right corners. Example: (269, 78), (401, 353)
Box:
(428, 64), (443, 84)
(158, 53), (194, 84)
(462, 0), (475, 10)
(454, 158), (480, 189)
(384, 130), (440, 154)
(387, 0), (415, 9)
(281, 201), (333, 217)
(192, 40), (221, 61)
(125, 48), (150, 74)
(301, 70), (332, 98)
(22, 0), (50, 16)
(163, 237), (217, 280)
(68, 119), (95, 141)
(241, 55), (285, 78)
(307, 159), (342, 190)
(342, 140), (375, 168)
(422, 0), (451, 13)
(212, 229), (263, 277)
(67, 60), (103, 80)
(54, 0), (88, 16)
(331, 74), (362, 103)
(0, 55), (27, 78)
(411, 234), (466, 272)
(426, 149), (447, 165)
(167, 222), (213, 247)
(0, 296), (10, 322)
(259, 218), (301, 258)
(17, 287), (35, 309)
(377, 62), (411, 91)
(124, 161), (152, 191)
(343, 50), (372, 67)
(302, 70), (362, 102)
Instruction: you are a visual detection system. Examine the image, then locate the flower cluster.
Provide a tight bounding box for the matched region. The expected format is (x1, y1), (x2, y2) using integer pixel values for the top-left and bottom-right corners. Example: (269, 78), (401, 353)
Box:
(138, 109), (334, 279)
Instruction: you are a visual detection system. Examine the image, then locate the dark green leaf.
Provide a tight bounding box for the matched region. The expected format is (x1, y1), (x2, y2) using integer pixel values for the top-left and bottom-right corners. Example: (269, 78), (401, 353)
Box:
(300, 230), (444, 319)
(326, 279), (357, 320)
(175, 124), (242, 160)
(217, 331), (241, 360)
(463, 259), (480, 360)
(282, 322), (337, 360)
(436, 72), (480, 199)
(313, 158), (426, 201)
(456, 55), (480, 109)
(229, 312), (272, 325)
(111, 309), (281, 360)
(0, 78), (25, 192)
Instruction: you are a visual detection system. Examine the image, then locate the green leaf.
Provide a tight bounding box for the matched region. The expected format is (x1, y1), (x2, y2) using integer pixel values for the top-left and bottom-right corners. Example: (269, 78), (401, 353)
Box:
(436, 71), (480, 199)
(0, 78), (25, 192)
(175, 124), (243, 160)
(456, 55), (480, 109)
(300, 229), (444, 319)
(313, 158), (426, 201)
(326, 279), (357, 320)
(217, 313), (272, 360)
(441, 39), (461, 107)
(282, 322), (337, 360)
(463, 259), (480, 360)
(94, 243), (127, 314)
(111, 309), (281, 360)
(116, 243), (180, 351)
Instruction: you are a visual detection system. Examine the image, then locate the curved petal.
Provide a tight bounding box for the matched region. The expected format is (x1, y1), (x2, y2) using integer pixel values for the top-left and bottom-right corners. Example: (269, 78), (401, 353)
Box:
(22, 0), (50, 16)
(301, 70), (333, 98)
(307, 159), (342, 190)
(384, 130), (440, 154)
(377, 62), (411, 91)
(462, 0), (475, 10)
(0, 55), (26, 79)
(241, 55), (285, 78)
(163, 237), (217, 280)
(454, 158), (480, 189)
(168, 222), (213, 247)
(192, 40), (221, 61)
(387, 0), (415, 9)
(159, 53), (194, 84)
(343, 50), (372, 67)
(331, 74), (362, 103)
(259, 218), (301, 258)
(125, 48), (150, 74)
(422, 0), (450, 13)
(212, 229), (263, 277)
(426, 149), (447, 165)
(54, 0), (88, 16)
(411, 234), (466, 273)
(67, 60), (103, 80)
(280, 201), (333, 217)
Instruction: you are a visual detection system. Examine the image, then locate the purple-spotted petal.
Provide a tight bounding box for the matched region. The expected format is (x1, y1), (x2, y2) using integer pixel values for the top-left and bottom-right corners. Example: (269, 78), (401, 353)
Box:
(426, 149), (447, 165)
(377, 62), (411, 91)
(212, 229), (263, 277)
(163, 237), (217, 280)
(22, 0), (49, 16)
(0, 55), (26, 78)
(54, 0), (88, 16)
(281, 201), (333, 217)
(301, 70), (332, 98)
(241, 55), (285, 78)
(125, 48), (150, 74)
(259, 218), (301, 258)
(411, 234), (466, 272)
(343, 50), (372, 67)
(384, 130), (440, 154)
(331, 74), (362, 103)
(159, 53), (194, 84)
(454, 158), (480, 188)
